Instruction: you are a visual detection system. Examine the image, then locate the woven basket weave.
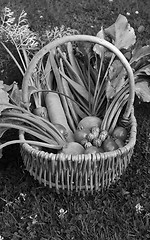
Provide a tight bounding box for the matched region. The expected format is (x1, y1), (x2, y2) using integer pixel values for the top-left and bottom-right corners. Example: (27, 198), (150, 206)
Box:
(20, 35), (137, 194)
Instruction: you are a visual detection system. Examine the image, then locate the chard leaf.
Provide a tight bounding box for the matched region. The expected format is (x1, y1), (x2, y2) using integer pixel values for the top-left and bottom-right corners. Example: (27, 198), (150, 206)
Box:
(130, 45), (150, 65)
(106, 60), (126, 99)
(0, 81), (14, 92)
(105, 23), (115, 40)
(9, 82), (22, 106)
(104, 14), (136, 50)
(140, 67), (150, 76)
(106, 80), (114, 100)
(0, 81), (5, 89)
(109, 59), (125, 79)
(142, 65), (150, 76)
(113, 14), (136, 50)
(0, 89), (10, 114)
(1, 80), (21, 95)
(134, 64), (150, 77)
(135, 81), (150, 102)
(3, 83), (14, 92)
(93, 27), (106, 57)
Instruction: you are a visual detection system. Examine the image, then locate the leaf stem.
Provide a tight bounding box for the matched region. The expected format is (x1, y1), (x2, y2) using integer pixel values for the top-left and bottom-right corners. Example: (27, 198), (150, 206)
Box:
(0, 122), (58, 144)
(1, 41), (25, 76)
(0, 139), (62, 150)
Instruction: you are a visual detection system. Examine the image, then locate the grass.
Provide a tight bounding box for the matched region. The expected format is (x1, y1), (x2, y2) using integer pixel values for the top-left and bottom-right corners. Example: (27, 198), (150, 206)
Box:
(0, 0), (150, 239)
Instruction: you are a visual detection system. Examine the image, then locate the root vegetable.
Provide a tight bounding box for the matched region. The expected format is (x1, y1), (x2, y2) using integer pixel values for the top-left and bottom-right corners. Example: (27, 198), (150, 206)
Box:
(53, 123), (68, 138)
(84, 146), (104, 154)
(103, 137), (118, 152)
(114, 138), (125, 148)
(74, 128), (90, 143)
(61, 142), (85, 155)
(45, 92), (74, 142)
(33, 106), (49, 120)
(78, 116), (102, 131)
(112, 126), (127, 141)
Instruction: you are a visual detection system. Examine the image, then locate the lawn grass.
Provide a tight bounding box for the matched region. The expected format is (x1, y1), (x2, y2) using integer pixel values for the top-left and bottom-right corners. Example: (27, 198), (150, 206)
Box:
(0, 0), (150, 239)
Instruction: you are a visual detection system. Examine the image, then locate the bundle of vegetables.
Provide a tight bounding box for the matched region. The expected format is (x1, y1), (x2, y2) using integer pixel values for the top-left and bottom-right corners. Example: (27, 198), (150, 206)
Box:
(0, 14), (149, 159)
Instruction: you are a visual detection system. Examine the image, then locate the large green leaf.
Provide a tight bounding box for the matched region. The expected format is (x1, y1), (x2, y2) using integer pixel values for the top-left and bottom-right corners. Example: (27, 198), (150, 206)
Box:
(113, 14), (136, 50)
(98, 14), (136, 50)
(134, 64), (150, 77)
(9, 82), (23, 106)
(135, 81), (150, 102)
(0, 89), (10, 115)
(106, 59), (126, 99)
(93, 27), (106, 57)
(130, 45), (150, 65)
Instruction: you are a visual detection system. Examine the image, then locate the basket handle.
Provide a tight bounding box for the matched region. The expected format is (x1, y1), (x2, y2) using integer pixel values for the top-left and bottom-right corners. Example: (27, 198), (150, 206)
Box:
(22, 35), (135, 119)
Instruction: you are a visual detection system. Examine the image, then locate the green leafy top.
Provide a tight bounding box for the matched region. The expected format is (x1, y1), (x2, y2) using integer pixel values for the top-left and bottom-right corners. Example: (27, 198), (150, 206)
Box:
(94, 14), (150, 103)
(0, 7), (38, 49)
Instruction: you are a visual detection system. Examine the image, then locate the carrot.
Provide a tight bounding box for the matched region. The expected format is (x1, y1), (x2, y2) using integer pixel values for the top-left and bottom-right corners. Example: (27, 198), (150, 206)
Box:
(59, 57), (80, 127)
(49, 51), (76, 132)
(45, 91), (74, 142)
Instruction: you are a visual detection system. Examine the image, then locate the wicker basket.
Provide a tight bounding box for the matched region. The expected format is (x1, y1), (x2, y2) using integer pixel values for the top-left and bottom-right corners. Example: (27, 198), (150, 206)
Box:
(20, 35), (137, 195)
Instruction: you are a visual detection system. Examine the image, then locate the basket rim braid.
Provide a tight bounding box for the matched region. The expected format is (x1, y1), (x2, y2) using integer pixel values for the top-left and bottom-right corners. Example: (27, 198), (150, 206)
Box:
(20, 35), (137, 194)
